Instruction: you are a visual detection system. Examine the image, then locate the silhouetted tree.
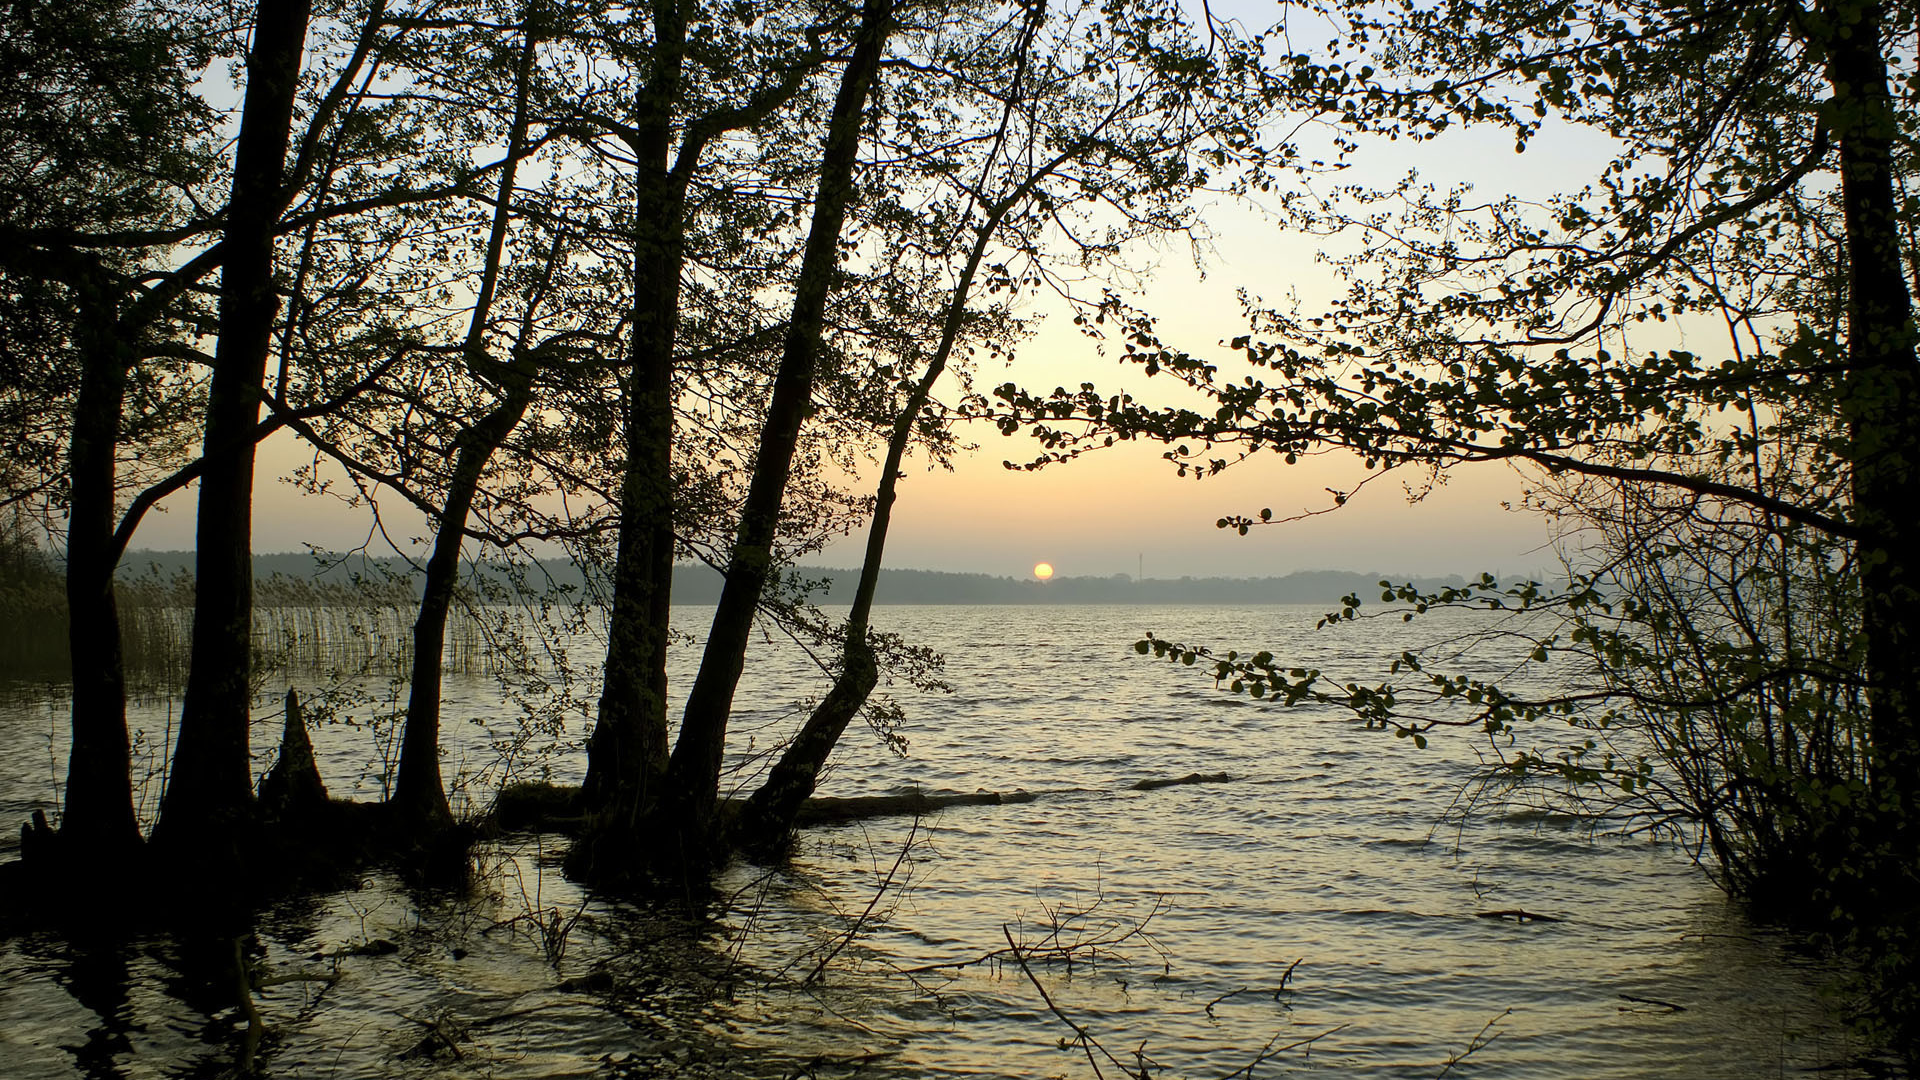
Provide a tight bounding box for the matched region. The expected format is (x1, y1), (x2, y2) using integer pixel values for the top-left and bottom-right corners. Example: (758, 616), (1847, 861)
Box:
(999, 0), (1920, 1041)
(157, 0), (317, 846)
(735, 0), (1279, 851)
(0, 0), (223, 860)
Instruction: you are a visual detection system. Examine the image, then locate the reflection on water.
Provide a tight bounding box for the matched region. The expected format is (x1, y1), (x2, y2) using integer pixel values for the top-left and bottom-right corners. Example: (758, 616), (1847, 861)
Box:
(0, 605), (1898, 1077)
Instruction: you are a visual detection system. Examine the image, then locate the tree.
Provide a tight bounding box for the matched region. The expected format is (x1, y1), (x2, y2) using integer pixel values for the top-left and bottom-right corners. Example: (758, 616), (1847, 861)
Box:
(387, 4), (547, 832)
(0, 0), (224, 860)
(993, 0), (1920, 1040)
(4, 0), (450, 862)
(569, 0), (853, 843)
(734, 0), (1279, 851)
(147, 0), (567, 848)
(558, 0), (1283, 878)
(157, 0), (318, 845)
(564, 0), (899, 879)
(657, 0), (894, 852)
(3, 0), (572, 867)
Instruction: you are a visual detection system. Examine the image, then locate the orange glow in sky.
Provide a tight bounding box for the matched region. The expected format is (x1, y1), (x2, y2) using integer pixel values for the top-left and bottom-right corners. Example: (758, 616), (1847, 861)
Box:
(120, 117), (1613, 582)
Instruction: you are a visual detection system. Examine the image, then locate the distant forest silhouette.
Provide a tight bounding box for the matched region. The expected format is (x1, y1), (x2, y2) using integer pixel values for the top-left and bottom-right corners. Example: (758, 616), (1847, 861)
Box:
(115, 550), (1476, 606)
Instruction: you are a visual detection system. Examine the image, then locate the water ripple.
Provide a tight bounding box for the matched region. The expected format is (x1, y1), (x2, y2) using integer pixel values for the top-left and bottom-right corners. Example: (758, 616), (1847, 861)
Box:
(0, 603), (1888, 1078)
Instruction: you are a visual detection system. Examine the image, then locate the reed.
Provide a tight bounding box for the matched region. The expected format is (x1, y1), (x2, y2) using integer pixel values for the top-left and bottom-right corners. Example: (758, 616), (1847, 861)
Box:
(0, 525), (67, 681)
(248, 578), (495, 680)
(0, 537), (498, 688)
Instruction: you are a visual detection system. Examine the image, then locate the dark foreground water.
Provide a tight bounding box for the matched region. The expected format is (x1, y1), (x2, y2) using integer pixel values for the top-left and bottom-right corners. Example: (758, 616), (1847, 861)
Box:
(0, 604), (1898, 1078)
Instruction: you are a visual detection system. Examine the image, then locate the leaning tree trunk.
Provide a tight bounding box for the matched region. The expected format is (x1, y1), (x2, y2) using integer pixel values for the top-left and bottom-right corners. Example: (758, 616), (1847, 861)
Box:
(157, 0), (312, 845)
(390, 383), (533, 827)
(732, 13), (1064, 852)
(1826, 0), (1920, 874)
(390, 18), (541, 832)
(735, 196), (1032, 852)
(56, 273), (143, 858)
(661, 0), (895, 857)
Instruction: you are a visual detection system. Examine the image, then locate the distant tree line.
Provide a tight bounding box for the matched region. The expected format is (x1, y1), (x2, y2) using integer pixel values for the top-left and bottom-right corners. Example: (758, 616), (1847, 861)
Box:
(52, 547), (1474, 606)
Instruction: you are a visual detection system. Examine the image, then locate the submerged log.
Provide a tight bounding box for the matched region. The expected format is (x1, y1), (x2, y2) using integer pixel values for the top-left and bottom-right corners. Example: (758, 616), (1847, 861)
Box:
(1475, 909), (1564, 923)
(792, 788), (1037, 827)
(492, 768), (1236, 840)
(1130, 771), (1231, 791)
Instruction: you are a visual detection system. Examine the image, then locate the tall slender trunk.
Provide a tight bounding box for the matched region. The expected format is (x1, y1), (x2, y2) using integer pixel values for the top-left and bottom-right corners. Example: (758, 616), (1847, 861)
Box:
(58, 273), (142, 856)
(736, 191), (1037, 852)
(663, 0), (894, 850)
(157, 0), (312, 843)
(1826, 0), (1920, 861)
(391, 379), (534, 825)
(391, 15), (542, 830)
(733, 10), (1058, 851)
(577, 0), (689, 833)
(579, 176), (680, 818)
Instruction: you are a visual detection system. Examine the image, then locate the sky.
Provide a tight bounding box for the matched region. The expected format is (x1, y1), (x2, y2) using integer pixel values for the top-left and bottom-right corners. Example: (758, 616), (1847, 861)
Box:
(123, 185), (1563, 583)
(815, 436), (1555, 581)
(119, 8), (1622, 583)
(125, 215), (1560, 583)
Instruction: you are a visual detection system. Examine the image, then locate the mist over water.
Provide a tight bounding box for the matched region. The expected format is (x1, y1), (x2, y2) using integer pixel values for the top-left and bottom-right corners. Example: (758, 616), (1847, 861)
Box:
(0, 604), (1889, 1077)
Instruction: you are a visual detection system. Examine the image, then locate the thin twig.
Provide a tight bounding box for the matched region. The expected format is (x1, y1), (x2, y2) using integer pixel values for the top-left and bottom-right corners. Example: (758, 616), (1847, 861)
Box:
(894, 894), (1167, 975)
(1003, 923), (1119, 1079)
(803, 816), (920, 984)
(1218, 1023), (1348, 1080)
(1436, 1008), (1511, 1077)
(1205, 957), (1302, 1018)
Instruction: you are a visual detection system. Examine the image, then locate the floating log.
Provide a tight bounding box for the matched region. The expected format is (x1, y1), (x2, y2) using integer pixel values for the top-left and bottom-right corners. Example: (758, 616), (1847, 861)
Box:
(1618, 993), (1686, 1012)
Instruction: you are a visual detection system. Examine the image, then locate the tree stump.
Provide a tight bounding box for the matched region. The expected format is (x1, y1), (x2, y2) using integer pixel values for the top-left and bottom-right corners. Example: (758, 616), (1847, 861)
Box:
(260, 688), (329, 820)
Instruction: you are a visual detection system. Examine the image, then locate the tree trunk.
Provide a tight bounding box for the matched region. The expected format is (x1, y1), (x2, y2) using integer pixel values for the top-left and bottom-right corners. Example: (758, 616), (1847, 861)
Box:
(662, 0), (895, 854)
(1828, 1), (1920, 854)
(578, 187), (680, 821)
(157, 0), (312, 844)
(730, 17), (1066, 852)
(57, 273), (142, 857)
(390, 17), (541, 832)
(734, 635), (878, 854)
(734, 177), (1031, 853)
(390, 385), (533, 828)
(576, 0), (689, 840)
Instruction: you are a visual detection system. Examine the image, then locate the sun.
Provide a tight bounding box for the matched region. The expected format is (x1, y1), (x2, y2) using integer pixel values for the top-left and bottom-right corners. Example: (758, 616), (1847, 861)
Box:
(1033, 562), (1055, 580)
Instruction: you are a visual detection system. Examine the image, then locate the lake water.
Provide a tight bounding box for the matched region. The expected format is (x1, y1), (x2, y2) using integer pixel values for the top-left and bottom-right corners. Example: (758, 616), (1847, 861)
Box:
(0, 604), (1895, 1078)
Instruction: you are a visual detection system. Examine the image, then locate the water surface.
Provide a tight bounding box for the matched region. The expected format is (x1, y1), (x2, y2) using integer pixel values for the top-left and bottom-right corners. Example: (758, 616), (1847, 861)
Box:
(0, 604), (1890, 1077)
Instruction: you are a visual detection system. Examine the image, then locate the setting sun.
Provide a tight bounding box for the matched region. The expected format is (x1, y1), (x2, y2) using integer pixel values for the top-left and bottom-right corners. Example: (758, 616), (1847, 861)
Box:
(1033, 562), (1055, 580)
